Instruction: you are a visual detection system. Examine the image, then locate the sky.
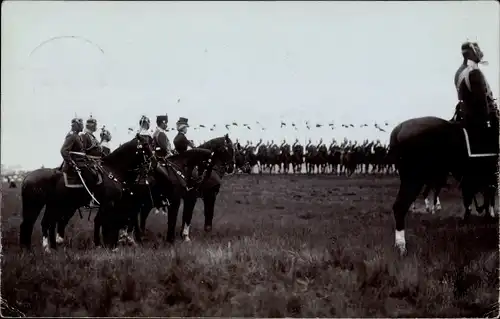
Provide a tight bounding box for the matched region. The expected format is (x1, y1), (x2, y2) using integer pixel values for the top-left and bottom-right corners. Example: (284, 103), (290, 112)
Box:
(1, 1), (499, 170)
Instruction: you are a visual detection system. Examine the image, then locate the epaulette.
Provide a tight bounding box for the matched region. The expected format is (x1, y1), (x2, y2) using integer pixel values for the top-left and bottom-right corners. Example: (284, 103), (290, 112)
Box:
(78, 132), (85, 136)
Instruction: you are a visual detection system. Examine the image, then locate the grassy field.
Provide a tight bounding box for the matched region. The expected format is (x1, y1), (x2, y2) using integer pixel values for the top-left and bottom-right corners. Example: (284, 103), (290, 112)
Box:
(1, 175), (498, 317)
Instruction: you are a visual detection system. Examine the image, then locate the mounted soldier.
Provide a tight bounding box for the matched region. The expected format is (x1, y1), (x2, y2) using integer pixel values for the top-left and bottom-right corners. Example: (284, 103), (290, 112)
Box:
(60, 117), (84, 174)
(152, 114), (172, 158)
(60, 117), (100, 206)
(99, 126), (112, 156)
(80, 116), (103, 158)
(174, 117), (197, 190)
(137, 115), (152, 138)
(454, 41), (498, 135)
(173, 117), (195, 154)
(79, 116), (104, 207)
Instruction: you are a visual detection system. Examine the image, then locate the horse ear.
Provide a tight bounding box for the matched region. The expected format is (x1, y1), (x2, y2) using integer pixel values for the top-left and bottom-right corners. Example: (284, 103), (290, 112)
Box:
(224, 134), (229, 142)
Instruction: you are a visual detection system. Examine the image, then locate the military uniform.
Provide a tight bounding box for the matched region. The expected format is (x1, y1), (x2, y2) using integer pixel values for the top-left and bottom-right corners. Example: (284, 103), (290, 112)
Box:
(153, 115), (172, 157)
(454, 42), (499, 155)
(174, 117), (197, 190)
(60, 130), (84, 172)
(100, 141), (111, 156)
(100, 128), (112, 156)
(80, 129), (103, 157)
(173, 132), (192, 154)
(173, 117), (194, 154)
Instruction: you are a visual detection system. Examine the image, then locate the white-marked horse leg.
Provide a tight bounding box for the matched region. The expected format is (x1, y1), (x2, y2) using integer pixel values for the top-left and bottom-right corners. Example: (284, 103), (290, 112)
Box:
(424, 197), (431, 213)
(489, 205), (496, 218)
(395, 230), (406, 255)
(55, 233), (64, 244)
(435, 196), (442, 211)
(182, 224), (191, 242)
(42, 236), (51, 253)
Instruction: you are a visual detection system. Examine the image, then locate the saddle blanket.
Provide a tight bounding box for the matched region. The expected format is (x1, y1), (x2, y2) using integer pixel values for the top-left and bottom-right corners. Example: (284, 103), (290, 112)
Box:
(63, 171), (103, 188)
(462, 128), (499, 158)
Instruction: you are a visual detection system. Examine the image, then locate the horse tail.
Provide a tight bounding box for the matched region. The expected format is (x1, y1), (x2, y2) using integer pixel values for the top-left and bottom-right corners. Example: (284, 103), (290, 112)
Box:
(386, 123), (404, 173)
(19, 169), (59, 249)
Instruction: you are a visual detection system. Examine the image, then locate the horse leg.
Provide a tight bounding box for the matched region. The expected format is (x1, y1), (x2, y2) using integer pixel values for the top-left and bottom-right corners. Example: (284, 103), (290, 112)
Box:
(203, 187), (219, 233)
(461, 183), (474, 223)
(181, 193), (197, 242)
(393, 179), (423, 256)
(20, 197), (45, 250)
(166, 197), (181, 244)
(93, 208), (103, 247)
(139, 205), (152, 241)
(434, 187), (442, 212)
(56, 208), (78, 245)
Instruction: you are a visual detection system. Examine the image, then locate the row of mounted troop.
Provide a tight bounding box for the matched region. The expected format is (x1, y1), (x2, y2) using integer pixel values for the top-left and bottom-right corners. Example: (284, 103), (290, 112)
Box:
(61, 114), (393, 176)
(60, 115), (194, 173)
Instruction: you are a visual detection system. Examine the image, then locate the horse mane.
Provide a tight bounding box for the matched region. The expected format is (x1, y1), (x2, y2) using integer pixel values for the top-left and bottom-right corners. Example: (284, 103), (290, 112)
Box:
(102, 137), (140, 170)
(198, 136), (227, 150)
(167, 148), (212, 167)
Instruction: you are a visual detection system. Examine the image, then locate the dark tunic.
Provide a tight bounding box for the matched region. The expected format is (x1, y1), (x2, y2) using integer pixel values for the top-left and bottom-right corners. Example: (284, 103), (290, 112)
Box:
(454, 63), (492, 128)
(173, 132), (193, 154)
(80, 131), (103, 157)
(153, 128), (172, 157)
(60, 131), (84, 172)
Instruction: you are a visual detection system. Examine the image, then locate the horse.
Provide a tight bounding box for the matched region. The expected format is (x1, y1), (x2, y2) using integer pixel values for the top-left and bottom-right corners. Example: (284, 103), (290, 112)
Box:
(124, 146), (230, 244)
(279, 143), (292, 174)
(388, 115), (499, 255)
(19, 134), (155, 251)
(175, 135), (235, 242)
(129, 135), (236, 244)
(291, 143), (304, 174)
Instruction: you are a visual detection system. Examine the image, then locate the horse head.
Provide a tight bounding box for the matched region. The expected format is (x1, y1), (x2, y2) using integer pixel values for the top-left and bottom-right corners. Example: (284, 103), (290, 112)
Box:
(198, 134), (236, 175)
(102, 133), (156, 180)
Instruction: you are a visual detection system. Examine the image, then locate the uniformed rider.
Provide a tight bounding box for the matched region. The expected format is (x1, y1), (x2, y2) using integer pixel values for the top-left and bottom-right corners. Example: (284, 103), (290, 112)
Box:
(138, 115), (152, 137)
(173, 117), (195, 154)
(60, 118), (84, 172)
(100, 126), (112, 156)
(80, 116), (103, 158)
(173, 117), (197, 190)
(454, 41), (498, 134)
(152, 114), (173, 158)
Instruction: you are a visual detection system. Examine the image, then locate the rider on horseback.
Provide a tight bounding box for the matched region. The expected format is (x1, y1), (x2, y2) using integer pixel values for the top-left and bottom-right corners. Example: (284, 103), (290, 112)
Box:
(100, 127), (112, 156)
(454, 41), (498, 135)
(60, 118), (84, 173)
(80, 116), (104, 208)
(153, 114), (172, 158)
(138, 115), (152, 138)
(80, 116), (103, 157)
(174, 117), (197, 191)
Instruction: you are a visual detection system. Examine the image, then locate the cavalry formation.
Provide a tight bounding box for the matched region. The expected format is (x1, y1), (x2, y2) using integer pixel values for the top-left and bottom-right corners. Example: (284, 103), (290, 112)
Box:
(16, 41), (500, 258)
(233, 138), (394, 175)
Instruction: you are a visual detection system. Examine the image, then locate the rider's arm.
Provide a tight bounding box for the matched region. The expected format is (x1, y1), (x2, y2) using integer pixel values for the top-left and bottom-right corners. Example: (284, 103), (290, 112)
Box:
(60, 135), (77, 163)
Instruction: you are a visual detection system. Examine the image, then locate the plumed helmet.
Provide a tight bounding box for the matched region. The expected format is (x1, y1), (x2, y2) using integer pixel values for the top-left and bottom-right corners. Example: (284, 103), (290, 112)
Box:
(71, 118), (83, 126)
(461, 41), (484, 62)
(86, 115), (97, 125)
(156, 114), (168, 126)
(139, 115), (150, 127)
(100, 128), (112, 141)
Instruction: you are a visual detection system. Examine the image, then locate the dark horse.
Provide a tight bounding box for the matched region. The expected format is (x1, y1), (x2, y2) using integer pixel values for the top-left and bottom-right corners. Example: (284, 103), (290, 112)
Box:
(122, 147), (225, 244)
(389, 114), (499, 255)
(20, 134), (155, 251)
(132, 135), (236, 244)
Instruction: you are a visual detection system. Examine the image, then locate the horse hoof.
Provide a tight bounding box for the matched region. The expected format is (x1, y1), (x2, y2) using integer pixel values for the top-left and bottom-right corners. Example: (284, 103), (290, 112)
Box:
(183, 236), (191, 242)
(56, 235), (64, 245)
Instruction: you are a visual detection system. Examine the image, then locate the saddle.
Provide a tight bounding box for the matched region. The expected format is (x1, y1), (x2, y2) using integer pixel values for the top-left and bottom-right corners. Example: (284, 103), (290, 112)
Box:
(63, 152), (104, 188)
(462, 126), (499, 158)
